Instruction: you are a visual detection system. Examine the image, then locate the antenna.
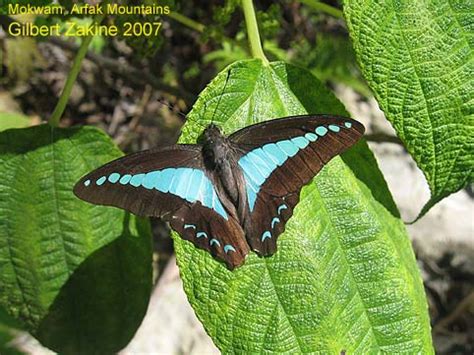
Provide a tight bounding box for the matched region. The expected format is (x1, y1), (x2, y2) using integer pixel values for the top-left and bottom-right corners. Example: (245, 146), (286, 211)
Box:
(158, 68), (233, 132)
(156, 98), (187, 119)
(156, 98), (207, 130)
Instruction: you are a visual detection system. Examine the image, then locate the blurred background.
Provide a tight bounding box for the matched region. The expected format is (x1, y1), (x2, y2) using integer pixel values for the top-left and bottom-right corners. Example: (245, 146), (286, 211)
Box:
(0, 0), (472, 353)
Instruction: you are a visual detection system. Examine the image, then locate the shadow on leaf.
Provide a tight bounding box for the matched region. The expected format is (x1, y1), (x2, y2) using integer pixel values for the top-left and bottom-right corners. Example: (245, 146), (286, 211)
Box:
(35, 215), (152, 355)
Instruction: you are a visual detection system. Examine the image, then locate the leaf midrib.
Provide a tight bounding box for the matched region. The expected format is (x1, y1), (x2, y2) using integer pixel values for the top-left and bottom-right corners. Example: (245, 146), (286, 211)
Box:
(309, 170), (384, 351)
(224, 63), (333, 353)
(245, 66), (308, 352)
(51, 128), (73, 274)
(263, 261), (304, 352)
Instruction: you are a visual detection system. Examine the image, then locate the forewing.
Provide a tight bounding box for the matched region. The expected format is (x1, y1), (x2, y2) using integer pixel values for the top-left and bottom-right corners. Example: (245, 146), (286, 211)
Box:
(74, 145), (205, 217)
(230, 115), (365, 255)
(74, 144), (250, 268)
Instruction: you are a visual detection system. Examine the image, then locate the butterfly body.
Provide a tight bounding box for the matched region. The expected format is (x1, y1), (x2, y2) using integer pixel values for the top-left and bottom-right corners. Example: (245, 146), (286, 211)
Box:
(74, 115), (364, 269)
(200, 124), (248, 217)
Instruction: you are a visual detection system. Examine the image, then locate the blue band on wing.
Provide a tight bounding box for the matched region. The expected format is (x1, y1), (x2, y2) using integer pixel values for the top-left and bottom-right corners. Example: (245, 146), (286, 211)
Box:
(108, 173), (121, 183)
(185, 169), (205, 202)
(154, 168), (174, 192)
(291, 136), (310, 149)
(142, 171), (161, 189)
(89, 167), (228, 220)
(305, 132), (318, 142)
(119, 174), (132, 185)
(96, 176), (106, 186)
(238, 123), (344, 212)
(262, 144), (287, 166)
(315, 126), (328, 136)
(130, 173), (145, 187)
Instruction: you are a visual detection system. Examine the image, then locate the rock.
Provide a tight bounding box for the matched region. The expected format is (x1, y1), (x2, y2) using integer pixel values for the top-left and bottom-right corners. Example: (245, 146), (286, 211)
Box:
(121, 257), (219, 355)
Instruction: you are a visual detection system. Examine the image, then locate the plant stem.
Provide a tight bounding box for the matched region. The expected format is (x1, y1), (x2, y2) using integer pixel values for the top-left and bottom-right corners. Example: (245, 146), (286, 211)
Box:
(48, 2), (108, 127)
(241, 0), (269, 65)
(48, 35), (93, 127)
(167, 12), (205, 33)
(299, 0), (344, 19)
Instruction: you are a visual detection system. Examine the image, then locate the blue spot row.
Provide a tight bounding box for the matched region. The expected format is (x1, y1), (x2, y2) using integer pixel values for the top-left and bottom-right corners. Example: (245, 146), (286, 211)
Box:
(183, 224), (235, 253)
(239, 122), (352, 212)
(208, 236), (235, 254)
(86, 168), (228, 219)
(260, 203), (287, 242)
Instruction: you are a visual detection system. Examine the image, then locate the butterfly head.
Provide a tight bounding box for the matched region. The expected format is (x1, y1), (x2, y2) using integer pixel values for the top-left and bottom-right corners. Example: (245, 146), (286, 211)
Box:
(200, 123), (224, 145)
(200, 123), (230, 170)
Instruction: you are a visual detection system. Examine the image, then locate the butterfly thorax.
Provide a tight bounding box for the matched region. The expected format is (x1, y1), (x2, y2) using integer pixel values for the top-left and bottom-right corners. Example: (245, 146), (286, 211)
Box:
(200, 124), (248, 221)
(200, 124), (228, 169)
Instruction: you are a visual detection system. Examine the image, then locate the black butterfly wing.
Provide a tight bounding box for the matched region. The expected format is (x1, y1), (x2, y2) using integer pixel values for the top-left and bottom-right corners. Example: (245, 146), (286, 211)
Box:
(74, 145), (201, 216)
(170, 204), (249, 270)
(73, 145), (249, 269)
(229, 114), (365, 256)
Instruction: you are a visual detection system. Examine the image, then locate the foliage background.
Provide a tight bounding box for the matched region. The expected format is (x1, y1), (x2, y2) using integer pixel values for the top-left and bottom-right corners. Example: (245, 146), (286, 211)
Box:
(0, 0), (472, 353)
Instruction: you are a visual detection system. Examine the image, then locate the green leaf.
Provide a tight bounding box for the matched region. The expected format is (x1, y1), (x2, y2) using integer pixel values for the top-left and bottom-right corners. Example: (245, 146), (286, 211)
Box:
(344, 0), (473, 217)
(0, 112), (31, 132)
(174, 60), (433, 353)
(0, 125), (152, 354)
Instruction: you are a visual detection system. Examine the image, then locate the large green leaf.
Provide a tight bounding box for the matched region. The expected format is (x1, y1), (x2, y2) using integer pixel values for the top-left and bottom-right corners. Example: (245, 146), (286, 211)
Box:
(344, 0), (473, 217)
(0, 125), (152, 354)
(0, 113), (31, 132)
(174, 60), (433, 353)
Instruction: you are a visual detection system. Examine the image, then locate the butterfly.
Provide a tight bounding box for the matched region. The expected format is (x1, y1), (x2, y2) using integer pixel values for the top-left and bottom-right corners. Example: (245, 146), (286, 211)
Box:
(74, 114), (364, 269)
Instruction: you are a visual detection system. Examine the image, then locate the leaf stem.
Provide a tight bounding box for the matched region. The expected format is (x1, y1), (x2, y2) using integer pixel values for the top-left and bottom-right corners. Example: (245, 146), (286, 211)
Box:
(298, 0), (344, 19)
(48, 35), (93, 127)
(48, 4), (108, 127)
(241, 0), (269, 65)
